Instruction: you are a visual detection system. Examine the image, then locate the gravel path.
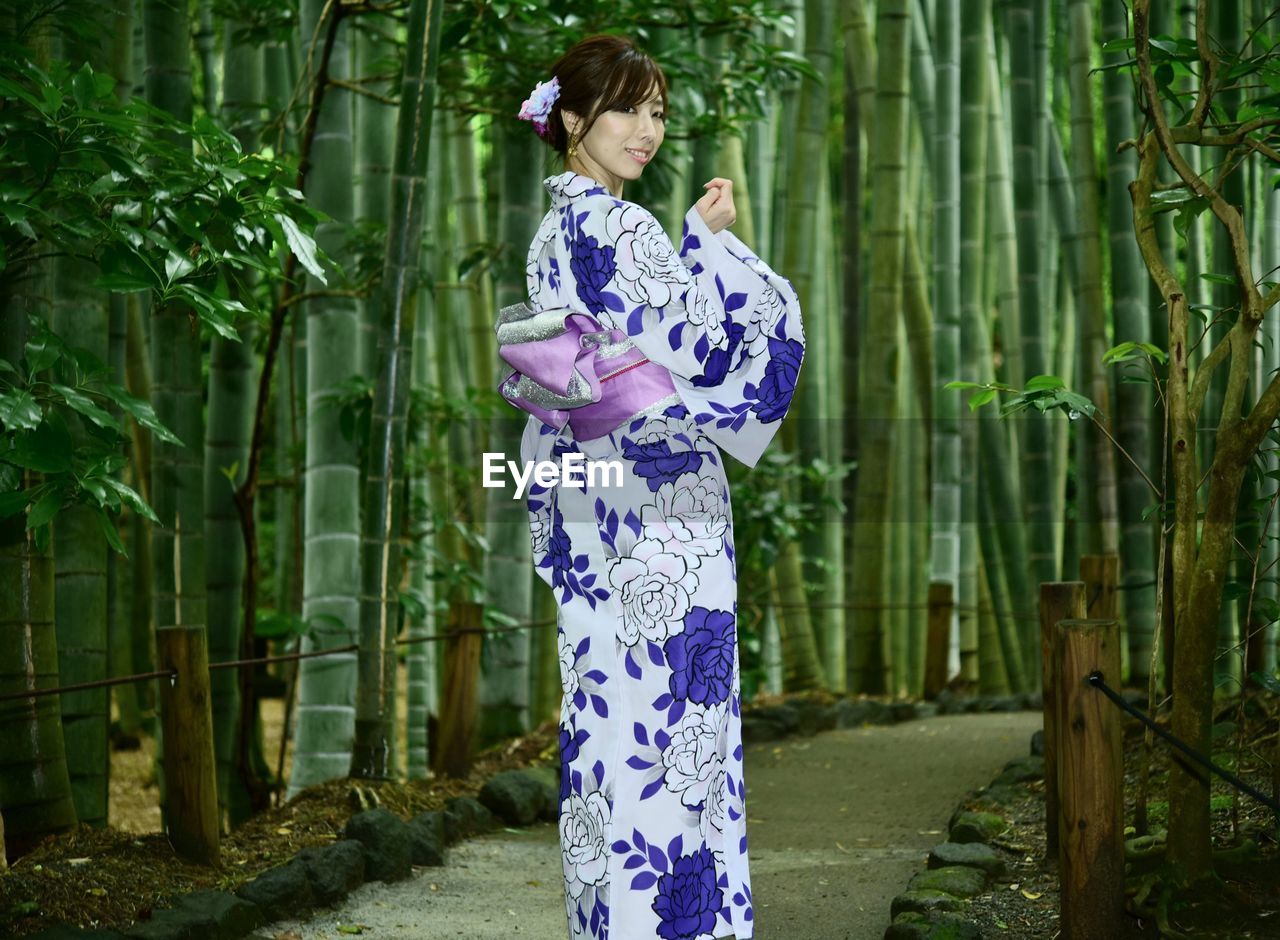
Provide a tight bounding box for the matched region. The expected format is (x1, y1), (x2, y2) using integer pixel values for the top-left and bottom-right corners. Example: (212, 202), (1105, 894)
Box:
(266, 710), (1042, 939)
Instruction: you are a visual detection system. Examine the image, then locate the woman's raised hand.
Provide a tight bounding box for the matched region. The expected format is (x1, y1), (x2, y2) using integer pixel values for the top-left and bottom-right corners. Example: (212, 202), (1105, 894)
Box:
(694, 177), (736, 234)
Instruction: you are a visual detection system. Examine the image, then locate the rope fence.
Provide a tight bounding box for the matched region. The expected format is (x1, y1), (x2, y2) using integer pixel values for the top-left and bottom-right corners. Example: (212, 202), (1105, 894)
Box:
(1086, 670), (1280, 817)
(0, 596), (1011, 704)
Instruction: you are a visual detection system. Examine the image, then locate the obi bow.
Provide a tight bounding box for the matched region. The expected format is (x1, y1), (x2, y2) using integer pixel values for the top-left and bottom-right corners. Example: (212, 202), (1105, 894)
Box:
(494, 302), (678, 438)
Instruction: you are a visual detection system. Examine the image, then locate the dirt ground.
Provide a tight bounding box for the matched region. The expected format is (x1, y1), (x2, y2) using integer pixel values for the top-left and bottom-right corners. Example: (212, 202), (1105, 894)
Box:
(958, 688), (1280, 939)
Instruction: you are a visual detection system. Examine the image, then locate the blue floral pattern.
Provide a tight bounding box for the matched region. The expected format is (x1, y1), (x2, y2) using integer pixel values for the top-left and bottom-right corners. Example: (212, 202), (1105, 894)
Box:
(513, 171), (803, 939)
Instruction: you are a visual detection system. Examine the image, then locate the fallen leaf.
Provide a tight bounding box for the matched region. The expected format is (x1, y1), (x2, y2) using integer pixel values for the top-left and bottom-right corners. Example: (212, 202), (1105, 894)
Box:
(1021, 889), (1043, 900)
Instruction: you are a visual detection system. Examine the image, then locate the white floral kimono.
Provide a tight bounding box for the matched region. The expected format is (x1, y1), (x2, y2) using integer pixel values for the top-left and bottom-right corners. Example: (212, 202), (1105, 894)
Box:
(513, 171), (804, 940)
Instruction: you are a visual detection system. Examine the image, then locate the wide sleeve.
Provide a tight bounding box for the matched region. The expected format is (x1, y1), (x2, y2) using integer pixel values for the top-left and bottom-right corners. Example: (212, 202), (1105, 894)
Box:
(567, 195), (805, 467)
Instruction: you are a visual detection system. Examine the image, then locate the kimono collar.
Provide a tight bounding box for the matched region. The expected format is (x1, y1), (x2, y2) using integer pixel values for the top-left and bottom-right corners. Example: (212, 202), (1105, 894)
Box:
(543, 171), (615, 208)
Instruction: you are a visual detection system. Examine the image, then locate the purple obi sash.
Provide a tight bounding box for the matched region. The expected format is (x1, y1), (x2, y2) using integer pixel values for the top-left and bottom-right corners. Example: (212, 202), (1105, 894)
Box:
(495, 302), (681, 441)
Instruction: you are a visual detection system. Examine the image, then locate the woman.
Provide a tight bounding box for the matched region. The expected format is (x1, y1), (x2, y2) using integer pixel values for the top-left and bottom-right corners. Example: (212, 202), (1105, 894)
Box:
(498, 34), (804, 940)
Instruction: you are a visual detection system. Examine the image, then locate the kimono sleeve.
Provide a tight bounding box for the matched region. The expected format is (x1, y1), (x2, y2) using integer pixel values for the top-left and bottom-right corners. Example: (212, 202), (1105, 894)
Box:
(567, 195), (805, 467)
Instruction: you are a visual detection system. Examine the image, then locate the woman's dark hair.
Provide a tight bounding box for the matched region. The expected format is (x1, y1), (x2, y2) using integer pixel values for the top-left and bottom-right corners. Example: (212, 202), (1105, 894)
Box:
(543, 34), (668, 162)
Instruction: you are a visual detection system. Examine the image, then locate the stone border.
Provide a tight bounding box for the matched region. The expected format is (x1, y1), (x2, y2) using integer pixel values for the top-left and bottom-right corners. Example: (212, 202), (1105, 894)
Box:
(21, 764), (563, 940)
(879, 720), (1047, 938)
(23, 688), (1048, 940)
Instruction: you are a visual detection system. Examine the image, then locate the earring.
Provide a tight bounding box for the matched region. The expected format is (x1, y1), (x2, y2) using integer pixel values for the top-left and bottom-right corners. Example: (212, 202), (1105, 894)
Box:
(568, 140), (578, 159)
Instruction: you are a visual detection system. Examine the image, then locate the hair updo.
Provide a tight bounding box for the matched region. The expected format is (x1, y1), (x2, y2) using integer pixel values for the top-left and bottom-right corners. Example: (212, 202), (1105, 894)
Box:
(543, 34), (669, 163)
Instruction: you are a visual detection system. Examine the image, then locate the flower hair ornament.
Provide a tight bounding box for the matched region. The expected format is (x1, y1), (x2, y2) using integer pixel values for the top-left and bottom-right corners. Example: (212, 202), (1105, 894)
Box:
(518, 76), (561, 141)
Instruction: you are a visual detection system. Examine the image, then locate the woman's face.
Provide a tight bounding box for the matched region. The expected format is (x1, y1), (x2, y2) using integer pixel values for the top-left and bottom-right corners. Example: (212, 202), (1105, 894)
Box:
(565, 83), (665, 196)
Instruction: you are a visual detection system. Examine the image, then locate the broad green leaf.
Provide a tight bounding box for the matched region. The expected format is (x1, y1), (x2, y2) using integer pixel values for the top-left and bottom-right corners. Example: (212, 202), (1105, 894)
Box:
(98, 509), (128, 557)
(0, 389), (42, 430)
(1251, 671), (1280, 695)
(255, 609), (309, 640)
(0, 487), (31, 517)
(102, 476), (160, 525)
(72, 63), (95, 109)
(164, 251), (195, 284)
(7, 421), (73, 472)
(1023, 374), (1065, 391)
(24, 330), (62, 374)
(51, 383), (122, 434)
(95, 272), (154, 293)
(99, 385), (183, 445)
(27, 486), (63, 528)
(968, 388), (996, 410)
(275, 212), (327, 285)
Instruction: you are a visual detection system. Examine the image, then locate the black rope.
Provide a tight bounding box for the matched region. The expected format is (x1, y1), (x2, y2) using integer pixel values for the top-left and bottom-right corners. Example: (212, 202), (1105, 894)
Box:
(1086, 671), (1280, 817)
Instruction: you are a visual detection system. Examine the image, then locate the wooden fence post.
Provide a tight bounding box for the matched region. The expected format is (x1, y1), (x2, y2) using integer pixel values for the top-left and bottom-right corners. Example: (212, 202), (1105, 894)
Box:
(925, 582), (953, 699)
(1, 808), (7, 872)
(434, 601), (482, 779)
(1055, 618), (1124, 938)
(1039, 582), (1085, 860)
(155, 624), (219, 865)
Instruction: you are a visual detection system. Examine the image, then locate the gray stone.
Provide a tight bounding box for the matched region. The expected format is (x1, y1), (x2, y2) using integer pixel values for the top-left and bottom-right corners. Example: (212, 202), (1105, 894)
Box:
(478, 769), (549, 826)
(832, 698), (894, 728)
(889, 701), (918, 723)
(343, 808), (413, 882)
(520, 763), (562, 821)
(914, 702), (939, 720)
(235, 859), (313, 921)
(1030, 729), (1044, 756)
(741, 703), (800, 741)
(295, 839), (366, 905)
(969, 784), (1021, 809)
(978, 695), (1024, 713)
(1023, 691), (1042, 710)
(788, 697), (837, 735)
(889, 889), (967, 918)
(441, 795), (497, 844)
(908, 866), (986, 899)
(884, 911), (984, 939)
(408, 810), (446, 866)
(948, 810), (1007, 844)
(740, 714), (786, 743)
(123, 890), (262, 940)
(927, 841), (1007, 878)
(991, 755), (1044, 786)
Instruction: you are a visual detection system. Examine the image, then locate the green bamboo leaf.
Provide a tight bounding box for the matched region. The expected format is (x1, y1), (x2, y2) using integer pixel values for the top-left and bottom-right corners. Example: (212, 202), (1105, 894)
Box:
(1023, 374), (1065, 391)
(0, 388), (42, 430)
(1251, 671), (1280, 695)
(275, 212), (327, 285)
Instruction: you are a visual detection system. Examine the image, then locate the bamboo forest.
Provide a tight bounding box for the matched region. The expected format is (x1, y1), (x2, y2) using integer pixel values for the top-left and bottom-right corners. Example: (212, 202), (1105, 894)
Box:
(1, 0), (1278, 937)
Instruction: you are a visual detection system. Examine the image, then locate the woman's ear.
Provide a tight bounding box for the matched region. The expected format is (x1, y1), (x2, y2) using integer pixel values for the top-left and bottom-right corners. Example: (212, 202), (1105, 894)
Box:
(560, 109), (580, 140)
